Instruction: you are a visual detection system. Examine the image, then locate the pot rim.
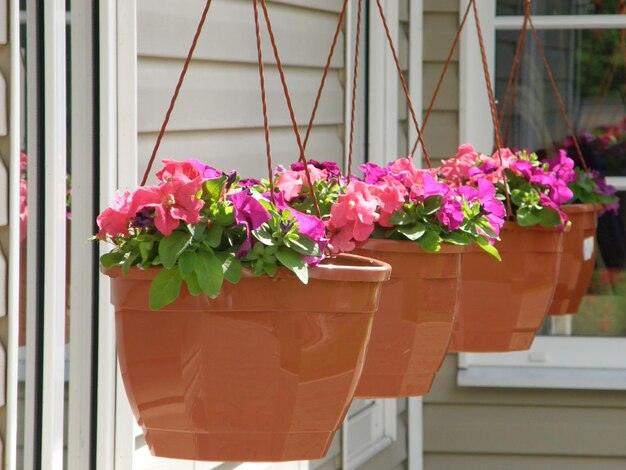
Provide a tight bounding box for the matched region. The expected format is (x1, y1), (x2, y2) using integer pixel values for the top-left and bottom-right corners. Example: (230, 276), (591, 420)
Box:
(561, 203), (603, 214)
(102, 253), (392, 283)
(503, 220), (571, 233)
(356, 238), (467, 254)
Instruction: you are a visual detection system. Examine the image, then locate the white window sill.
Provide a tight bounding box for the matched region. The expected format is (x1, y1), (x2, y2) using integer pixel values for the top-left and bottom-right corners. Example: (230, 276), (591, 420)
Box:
(458, 336), (626, 391)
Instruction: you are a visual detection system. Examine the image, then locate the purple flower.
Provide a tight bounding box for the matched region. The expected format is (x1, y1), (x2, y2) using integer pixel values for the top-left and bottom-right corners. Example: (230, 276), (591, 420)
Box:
(359, 162), (389, 184)
(291, 160), (341, 178)
(239, 178), (261, 188)
(229, 190), (272, 255)
(188, 159), (223, 179)
(423, 174), (449, 198)
(546, 150), (576, 184)
(437, 197), (464, 231)
(131, 207), (155, 229)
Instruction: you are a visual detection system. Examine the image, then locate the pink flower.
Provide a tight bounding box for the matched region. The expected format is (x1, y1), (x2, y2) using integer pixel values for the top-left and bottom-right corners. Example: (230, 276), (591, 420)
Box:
(328, 180), (380, 251)
(96, 190), (133, 238)
(275, 165), (328, 201)
(439, 144), (479, 186)
(369, 176), (407, 227)
(128, 177), (204, 236)
(19, 179), (28, 241)
(156, 159), (203, 182)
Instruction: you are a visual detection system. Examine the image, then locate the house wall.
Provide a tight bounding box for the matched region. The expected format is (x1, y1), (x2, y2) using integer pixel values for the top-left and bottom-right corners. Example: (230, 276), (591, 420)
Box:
(422, 1), (626, 468)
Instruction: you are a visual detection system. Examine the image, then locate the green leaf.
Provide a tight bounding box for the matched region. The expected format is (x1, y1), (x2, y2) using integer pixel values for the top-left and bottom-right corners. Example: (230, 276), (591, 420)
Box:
(189, 223), (207, 241)
(149, 268), (183, 310)
(206, 224), (224, 248)
(178, 251), (196, 279)
(264, 263), (277, 277)
(100, 251), (125, 269)
(122, 252), (139, 275)
(537, 207), (564, 227)
(417, 230), (442, 252)
(194, 250), (224, 298)
(204, 176), (227, 200)
(445, 231), (471, 246)
(423, 195), (442, 215)
(158, 231), (192, 269)
(276, 248), (308, 284)
(253, 225), (274, 245)
(515, 206), (541, 226)
(476, 236), (501, 261)
(217, 252), (244, 284)
(388, 210), (412, 225)
(139, 241), (154, 264)
(186, 271), (203, 296)
(396, 222), (426, 241)
(284, 235), (322, 256)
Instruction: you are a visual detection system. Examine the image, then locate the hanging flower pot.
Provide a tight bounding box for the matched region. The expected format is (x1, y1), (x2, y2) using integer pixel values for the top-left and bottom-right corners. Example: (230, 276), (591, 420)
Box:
(545, 158), (620, 315)
(352, 239), (463, 397)
(440, 146), (572, 352)
(96, 159), (392, 461)
(449, 222), (564, 352)
(273, 155), (505, 398)
(106, 252), (390, 462)
(548, 203), (599, 315)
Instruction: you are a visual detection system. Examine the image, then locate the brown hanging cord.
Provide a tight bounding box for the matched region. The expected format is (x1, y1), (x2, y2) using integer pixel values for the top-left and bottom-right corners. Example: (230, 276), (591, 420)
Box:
(302, 0), (349, 152)
(258, 0), (322, 219)
(528, 15), (589, 171)
(252, 0), (275, 202)
(347, 0), (364, 182)
(141, 0), (214, 186)
(374, 0), (431, 168)
(471, 0), (514, 218)
(498, 13), (529, 147)
(416, 1), (472, 141)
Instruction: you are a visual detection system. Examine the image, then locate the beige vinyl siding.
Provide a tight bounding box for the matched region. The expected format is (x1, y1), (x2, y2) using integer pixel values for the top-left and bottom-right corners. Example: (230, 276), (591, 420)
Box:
(422, 0), (459, 162)
(424, 355), (626, 469)
(137, 0), (346, 183)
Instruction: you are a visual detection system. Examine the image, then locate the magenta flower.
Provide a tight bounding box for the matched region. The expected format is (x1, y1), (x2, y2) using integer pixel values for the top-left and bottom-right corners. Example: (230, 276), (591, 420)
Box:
(229, 190), (272, 254)
(188, 159), (222, 179)
(97, 190), (132, 238)
(437, 197), (464, 231)
(19, 179), (28, 241)
(546, 150), (576, 184)
(291, 159), (341, 178)
(359, 162), (389, 184)
(128, 177), (204, 236)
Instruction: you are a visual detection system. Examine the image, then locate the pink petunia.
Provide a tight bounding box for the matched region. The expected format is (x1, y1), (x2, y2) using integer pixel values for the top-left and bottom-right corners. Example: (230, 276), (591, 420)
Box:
(128, 177), (204, 236)
(275, 165), (328, 201)
(97, 190), (133, 238)
(156, 159), (203, 183)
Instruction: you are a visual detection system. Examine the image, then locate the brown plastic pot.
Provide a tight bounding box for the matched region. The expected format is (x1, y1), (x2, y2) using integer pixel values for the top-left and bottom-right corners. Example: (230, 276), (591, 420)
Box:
(448, 222), (564, 353)
(548, 204), (599, 316)
(105, 253), (391, 462)
(352, 239), (463, 398)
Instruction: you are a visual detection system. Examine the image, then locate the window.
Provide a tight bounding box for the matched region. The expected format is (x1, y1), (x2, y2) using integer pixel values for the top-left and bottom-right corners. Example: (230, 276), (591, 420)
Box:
(458, 0), (626, 389)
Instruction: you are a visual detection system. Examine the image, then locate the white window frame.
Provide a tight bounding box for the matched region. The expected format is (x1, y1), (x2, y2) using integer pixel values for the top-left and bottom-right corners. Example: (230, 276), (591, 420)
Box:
(458, 0), (626, 390)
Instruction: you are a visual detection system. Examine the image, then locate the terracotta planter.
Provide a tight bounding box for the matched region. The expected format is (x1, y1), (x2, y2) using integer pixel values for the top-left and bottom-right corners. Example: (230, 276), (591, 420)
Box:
(449, 222), (564, 353)
(105, 254), (391, 462)
(351, 240), (463, 398)
(548, 204), (599, 316)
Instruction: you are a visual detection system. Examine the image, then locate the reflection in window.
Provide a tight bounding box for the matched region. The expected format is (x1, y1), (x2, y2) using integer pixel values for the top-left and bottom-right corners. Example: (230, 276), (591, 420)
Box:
(495, 26), (626, 337)
(497, 0), (626, 16)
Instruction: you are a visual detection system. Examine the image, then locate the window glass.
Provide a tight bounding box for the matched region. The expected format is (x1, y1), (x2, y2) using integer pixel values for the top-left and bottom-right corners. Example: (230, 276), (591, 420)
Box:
(497, 0), (624, 16)
(495, 27), (626, 337)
